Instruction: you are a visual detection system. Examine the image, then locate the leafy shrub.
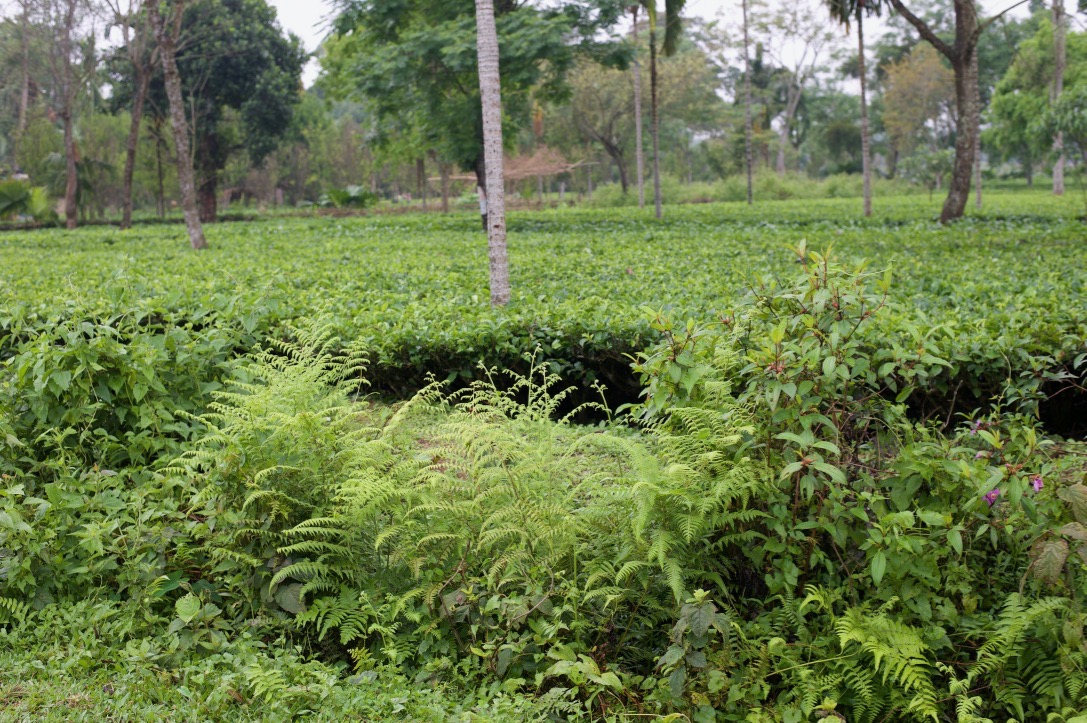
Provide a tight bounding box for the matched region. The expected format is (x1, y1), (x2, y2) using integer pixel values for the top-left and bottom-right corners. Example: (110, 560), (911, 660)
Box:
(0, 178), (54, 222)
(317, 185), (378, 209)
(3, 202), (1087, 718)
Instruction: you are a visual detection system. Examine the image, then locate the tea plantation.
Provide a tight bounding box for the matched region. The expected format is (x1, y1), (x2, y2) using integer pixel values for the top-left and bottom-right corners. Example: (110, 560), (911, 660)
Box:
(2, 192), (1087, 721)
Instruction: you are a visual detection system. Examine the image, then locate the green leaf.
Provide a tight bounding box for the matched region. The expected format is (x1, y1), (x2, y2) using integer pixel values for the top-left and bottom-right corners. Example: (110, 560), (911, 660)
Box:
(822, 356), (836, 377)
(947, 528), (963, 555)
(275, 583), (306, 614)
(870, 550), (887, 585)
(175, 593), (200, 624)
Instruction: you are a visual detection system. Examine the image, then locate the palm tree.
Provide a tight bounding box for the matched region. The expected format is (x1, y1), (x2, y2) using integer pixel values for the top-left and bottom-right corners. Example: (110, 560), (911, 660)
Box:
(824, 0), (879, 217)
(640, 0), (686, 220)
(474, 0), (510, 306)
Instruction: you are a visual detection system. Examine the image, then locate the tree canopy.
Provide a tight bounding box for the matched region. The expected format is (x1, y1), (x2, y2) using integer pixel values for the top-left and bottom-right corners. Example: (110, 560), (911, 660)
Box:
(321, 0), (629, 183)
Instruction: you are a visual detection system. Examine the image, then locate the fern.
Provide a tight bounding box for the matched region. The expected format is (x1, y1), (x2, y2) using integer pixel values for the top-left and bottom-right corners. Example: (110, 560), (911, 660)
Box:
(834, 603), (940, 720)
(0, 596), (30, 625)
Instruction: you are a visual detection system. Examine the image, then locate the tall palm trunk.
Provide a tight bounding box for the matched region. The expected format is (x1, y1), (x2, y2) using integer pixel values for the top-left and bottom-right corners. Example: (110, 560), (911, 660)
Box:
(1052, 0), (1066, 196)
(474, 0), (510, 306)
(149, 0), (207, 250)
(631, 6), (646, 208)
(121, 67), (150, 229)
(649, 21), (663, 219)
(857, 6), (872, 217)
(742, 0), (754, 205)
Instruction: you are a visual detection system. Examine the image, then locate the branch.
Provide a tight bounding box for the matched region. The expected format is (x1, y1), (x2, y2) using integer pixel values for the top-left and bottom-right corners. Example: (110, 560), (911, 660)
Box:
(887, 0), (953, 59)
(975, 0), (1033, 44)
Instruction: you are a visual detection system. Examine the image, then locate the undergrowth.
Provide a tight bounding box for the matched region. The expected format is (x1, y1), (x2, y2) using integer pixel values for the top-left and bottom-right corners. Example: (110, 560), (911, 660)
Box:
(2, 245), (1087, 719)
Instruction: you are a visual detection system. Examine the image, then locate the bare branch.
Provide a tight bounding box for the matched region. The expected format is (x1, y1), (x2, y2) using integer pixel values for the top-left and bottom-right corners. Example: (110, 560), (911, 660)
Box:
(886, 0), (954, 59)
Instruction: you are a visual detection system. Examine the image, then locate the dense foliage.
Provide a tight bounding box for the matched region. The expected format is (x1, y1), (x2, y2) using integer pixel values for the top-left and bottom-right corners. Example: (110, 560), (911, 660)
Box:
(1, 196), (1086, 719)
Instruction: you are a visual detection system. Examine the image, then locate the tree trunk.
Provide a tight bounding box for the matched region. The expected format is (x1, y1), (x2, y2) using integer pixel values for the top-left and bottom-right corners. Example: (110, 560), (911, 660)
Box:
(858, 8), (872, 217)
(474, 0), (510, 306)
(649, 24), (663, 219)
(475, 158), (488, 231)
(941, 52), (979, 223)
(56, 0), (78, 230)
(1052, 0), (1066, 196)
(154, 121), (166, 217)
(586, 162), (593, 200)
(121, 68), (150, 229)
(150, 0), (207, 250)
(776, 127), (787, 178)
(417, 156), (427, 210)
(436, 155), (450, 213)
(198, 177), (217, 222)
(16, 3), (30, 162)
(973, 50), (982, 210)
(888, 0), (979, 223)
(776, 86), (801, 179)
(742, 0), (754, 204)
(631, 6), (646, 208)
(1025, 157), (1033, 186)
(63, 116), (78, 229)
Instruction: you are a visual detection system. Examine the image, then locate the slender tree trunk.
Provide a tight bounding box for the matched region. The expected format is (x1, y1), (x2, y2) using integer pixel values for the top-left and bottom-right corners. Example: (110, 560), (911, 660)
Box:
(475, 158), (488, 231)
(776, 128), (787, 177)
(415, 156), (426, 210)
(434, 153), (450, 213)
(631, 6), (646, 208)
(610, 146), (630, 193)
(858, 7), (872, 217)
(649, 23), (663, 219)
(742, 0), (754, 205)
(121, 68), (150, 229)
(1052, 0), (1066, 195)
(16, 4), (31, 162)
(973, 50), (982, 210)
(154, 122), (166, 217)
(474, 0), (509, 305)
(776, 87), (801, 178)
(1025, 157), (1033, 186)
(58, 0), (78, 230)
(149, 0), (207, 249)
(63, 116), (78, 229)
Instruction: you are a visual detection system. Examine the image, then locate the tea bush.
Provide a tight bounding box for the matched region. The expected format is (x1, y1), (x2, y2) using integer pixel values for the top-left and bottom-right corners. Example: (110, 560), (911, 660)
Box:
(1, 193), (1087, 719)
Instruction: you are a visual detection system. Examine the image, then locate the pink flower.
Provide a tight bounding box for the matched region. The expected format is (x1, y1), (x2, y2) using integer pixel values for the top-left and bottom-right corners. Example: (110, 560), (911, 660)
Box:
(984, 489), (1001, 507)
(974, 451), (987, 460)
(1031, 475), (1044, 492)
